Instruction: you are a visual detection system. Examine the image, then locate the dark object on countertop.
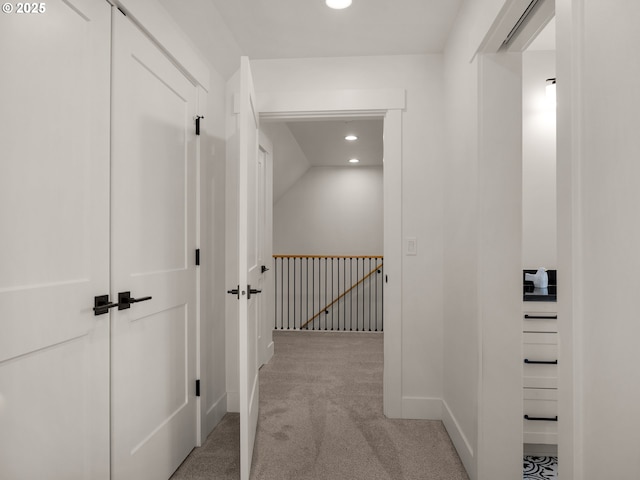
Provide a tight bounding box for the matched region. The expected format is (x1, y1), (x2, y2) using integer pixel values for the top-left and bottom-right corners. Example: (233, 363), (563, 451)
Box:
(523, 269), (557, 302)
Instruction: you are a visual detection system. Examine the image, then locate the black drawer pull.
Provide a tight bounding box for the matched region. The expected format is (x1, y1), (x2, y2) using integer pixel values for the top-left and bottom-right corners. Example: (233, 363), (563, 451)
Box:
(524, 415), (558, 422)
(524, 359), (558, 365)
(524, 314), (558, 319)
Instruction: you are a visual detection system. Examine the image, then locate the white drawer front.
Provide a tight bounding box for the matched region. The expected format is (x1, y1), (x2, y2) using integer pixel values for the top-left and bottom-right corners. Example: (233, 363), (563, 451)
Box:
(524, 430), (558, 445)
(523, 332), (557, 346)
(523, 341), (557, 359)
(523, 332), (558, 387)
(524, 374), (557, 389)
(523, 312), (558, 333)
(523, 388), (558, 445)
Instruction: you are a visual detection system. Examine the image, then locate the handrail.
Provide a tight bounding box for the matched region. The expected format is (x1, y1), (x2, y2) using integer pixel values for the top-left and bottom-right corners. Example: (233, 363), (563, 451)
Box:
(299, 262), (383, 330)
(273, 254), (383, 259)
(273, 254), (384, 331)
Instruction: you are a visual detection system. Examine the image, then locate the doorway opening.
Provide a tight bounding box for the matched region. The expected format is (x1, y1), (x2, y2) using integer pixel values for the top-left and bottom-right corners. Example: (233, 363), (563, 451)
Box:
(521, 16), (558, 479)
(263, 118), (384, 333)
(255, 89), (404, 418)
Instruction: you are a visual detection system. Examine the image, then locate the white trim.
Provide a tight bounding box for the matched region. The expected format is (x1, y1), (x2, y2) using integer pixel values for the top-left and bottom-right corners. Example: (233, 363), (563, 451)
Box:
(110, 0), (210, 89)
(556, 0), (583, 477)
(195, 85), (204, 447)
(476, 51), (523, 480)
(204, 392), (228, 437)
(476, 0), (554, 55)
(256, 88), (405, 117)
(382, 109), (403, 419)
(442, 400), (475, 479)
(401, 396), (443, 419)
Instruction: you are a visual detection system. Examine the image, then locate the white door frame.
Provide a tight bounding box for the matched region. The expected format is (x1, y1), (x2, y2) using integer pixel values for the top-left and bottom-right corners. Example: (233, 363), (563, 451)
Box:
(475, 52), (524, 479)
(257, 88), (405, 417)
(475, 1), (563, 478)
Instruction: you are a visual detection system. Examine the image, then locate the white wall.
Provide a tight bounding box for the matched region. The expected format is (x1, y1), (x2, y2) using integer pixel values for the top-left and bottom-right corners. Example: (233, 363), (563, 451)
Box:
(559, 1), (640, 478)
(252, 55), (445, 419)
(442, 1), (524, 479)
(259, 122), (311, 204)
(273, 166), (383, 255)
(158, 0), (242, 78)
(522, 51), (556, 269)
(445, 2), (640, 479)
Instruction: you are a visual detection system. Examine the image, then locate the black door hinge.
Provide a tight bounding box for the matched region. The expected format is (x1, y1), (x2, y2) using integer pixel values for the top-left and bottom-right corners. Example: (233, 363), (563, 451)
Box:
(195, 379), (200, 397)
(195, 115), (204, 136)
(195, 249), (200, 266)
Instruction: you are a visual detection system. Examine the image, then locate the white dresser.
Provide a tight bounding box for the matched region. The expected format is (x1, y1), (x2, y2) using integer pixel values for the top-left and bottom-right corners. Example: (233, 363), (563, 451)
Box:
(522, 302), (558, 446)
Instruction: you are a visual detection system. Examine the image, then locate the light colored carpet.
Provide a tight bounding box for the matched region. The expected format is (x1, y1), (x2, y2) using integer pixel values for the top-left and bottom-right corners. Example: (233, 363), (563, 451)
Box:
(172, 331), (469, 480)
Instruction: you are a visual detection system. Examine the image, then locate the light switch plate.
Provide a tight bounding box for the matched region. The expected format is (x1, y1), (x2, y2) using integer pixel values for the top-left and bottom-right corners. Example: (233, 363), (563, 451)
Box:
(406, 237), (417, 256)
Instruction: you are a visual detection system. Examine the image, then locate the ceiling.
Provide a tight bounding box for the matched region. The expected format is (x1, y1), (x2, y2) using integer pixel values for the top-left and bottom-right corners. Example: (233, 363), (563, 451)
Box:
(208, 0), (463, 60)
(285, 119), (383, 167)
(158, 0), (461, 169)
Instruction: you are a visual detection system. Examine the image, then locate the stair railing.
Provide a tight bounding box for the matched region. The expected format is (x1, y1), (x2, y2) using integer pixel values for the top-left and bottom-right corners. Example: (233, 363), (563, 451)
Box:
(273, 255), (384, 332)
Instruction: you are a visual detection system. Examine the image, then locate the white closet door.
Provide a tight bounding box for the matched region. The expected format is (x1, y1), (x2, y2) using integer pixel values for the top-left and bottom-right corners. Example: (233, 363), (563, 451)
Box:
(110, 8), (198, 480)
(0, 1), (111, 479)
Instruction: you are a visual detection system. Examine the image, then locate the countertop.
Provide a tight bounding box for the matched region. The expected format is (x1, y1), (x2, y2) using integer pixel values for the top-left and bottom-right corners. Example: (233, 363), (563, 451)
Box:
(523, 269), (557, 302)
(523, 285), (557, 302)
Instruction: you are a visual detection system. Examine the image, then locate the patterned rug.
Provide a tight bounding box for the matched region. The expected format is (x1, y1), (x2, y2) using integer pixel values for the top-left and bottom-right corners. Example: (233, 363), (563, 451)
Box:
(524, 456), (558, 479)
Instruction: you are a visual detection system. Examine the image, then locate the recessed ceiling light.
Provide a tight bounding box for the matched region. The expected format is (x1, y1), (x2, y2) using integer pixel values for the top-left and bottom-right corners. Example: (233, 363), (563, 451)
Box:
(349, 158), (360, 164)
(345, 134), (358, 141)
(326, 0), (352, 9)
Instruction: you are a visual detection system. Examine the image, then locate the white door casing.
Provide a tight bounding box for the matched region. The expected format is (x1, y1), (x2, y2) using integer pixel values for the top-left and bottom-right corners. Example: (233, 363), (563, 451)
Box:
(254, 89), (404, 417)
(110, 9), (198, 480)
(237, 56), (261, 480)
(0, 0), (111, 478)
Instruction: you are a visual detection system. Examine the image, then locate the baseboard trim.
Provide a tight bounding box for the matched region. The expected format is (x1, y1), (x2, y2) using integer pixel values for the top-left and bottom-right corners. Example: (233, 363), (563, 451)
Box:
(227, 390), (239, 413)
(442, 399), (475, 479)
(401, 396), (443, 419)
(204, 392), (227, 439)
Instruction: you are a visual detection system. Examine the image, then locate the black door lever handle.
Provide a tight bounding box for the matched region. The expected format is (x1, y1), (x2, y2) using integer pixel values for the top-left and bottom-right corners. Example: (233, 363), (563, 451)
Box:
(247, 285), (262, 299)
(118, 291), (152, 310)
(130, 296), (152, 303)
(93, 295), (119, 316)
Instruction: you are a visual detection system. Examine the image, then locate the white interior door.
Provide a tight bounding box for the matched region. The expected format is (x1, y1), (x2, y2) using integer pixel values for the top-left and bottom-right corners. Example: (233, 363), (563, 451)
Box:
(0, 1), (111, 478)
(110, 9), (198, 480)
(237, 56), (261, 480)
